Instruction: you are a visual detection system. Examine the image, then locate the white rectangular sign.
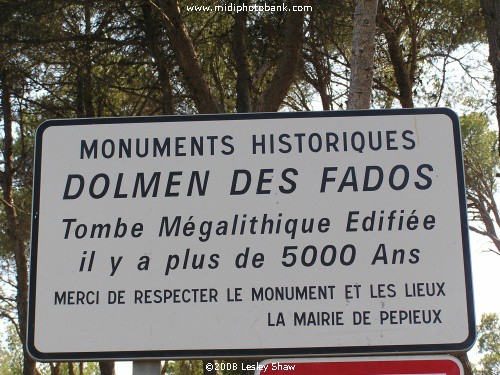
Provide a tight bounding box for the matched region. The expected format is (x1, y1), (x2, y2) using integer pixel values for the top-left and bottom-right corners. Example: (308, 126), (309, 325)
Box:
(28, 109), (475, 360)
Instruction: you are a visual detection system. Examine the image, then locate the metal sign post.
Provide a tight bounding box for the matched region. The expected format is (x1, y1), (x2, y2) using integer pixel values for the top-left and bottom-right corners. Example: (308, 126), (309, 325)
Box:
(133, 361), (161, 375)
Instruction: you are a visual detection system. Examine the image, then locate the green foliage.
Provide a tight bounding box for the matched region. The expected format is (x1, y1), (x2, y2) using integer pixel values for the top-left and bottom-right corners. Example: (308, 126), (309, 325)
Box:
(36, 361), (100, 375)
(475, 313), (500, 374)
(164, 360), (204, 375)
(0, 323), (23, 375)
(461, 112), (498, 182)
(461, 113), (499, 220)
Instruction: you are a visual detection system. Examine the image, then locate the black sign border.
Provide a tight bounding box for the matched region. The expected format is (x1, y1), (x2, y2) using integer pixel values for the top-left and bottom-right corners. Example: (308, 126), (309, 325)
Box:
(28, 108), (476, 361)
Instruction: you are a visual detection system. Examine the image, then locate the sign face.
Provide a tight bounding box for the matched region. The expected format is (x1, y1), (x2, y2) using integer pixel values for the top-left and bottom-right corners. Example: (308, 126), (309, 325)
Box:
(28, 109), (475, 360)
(255, 356), (464, 375)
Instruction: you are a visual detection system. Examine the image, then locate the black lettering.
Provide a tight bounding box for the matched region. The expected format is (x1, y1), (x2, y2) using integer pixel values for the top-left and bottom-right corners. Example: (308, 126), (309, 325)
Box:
(89, 174), (110, 199)
(389, 165), (409, 190)
(415, 164), (433, 190)
(81, 140), (97, 159)
(257, 169), (273, 194)
(153, 138), (171, 157)
(54, 291), (67, 305)
(187, 171), (210, 196)
(363, 166), (383, 191)
(230, 170), (251, 195)
(102, 139), (115, 158)
(133, 172), (160, 198)
(279, 168), (298, 194)
(338, 167), (358, 192)
(63, 174), (85, 199)
(320, 167), (337, 192)
(165, 171), (182, 196)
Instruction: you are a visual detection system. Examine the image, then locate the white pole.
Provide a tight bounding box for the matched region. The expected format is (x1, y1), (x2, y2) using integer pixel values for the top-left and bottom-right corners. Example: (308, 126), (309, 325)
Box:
(133, 361), (161, 375)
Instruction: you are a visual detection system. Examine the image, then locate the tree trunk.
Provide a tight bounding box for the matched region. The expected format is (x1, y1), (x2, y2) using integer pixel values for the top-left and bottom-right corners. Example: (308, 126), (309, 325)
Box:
(0, 68), (37, 375)
(99, 361), (116, 375)
(233, 0), (252, 113)
(161, 361), (168, 375)
(480, 0), (500, 155)
(50, 363), (61, 375)
(453, 352), (473, 375)
(347, 0), (379, 110)
(377, 2), (414, 108)
(254, 0), (309, 112)
(67, 362), (75, 375)
(83, 3), (95, 117)
(157, 0), (221, 113)
(141, 2), (175, 115)
(76, 66), (85, 117)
